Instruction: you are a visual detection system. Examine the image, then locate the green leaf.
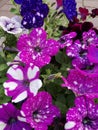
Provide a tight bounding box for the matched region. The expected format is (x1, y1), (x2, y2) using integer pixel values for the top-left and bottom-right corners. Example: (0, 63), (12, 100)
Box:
(0, 86), (11, 104)
(55, 51), (66, 64)
(0, 64), (8, 71)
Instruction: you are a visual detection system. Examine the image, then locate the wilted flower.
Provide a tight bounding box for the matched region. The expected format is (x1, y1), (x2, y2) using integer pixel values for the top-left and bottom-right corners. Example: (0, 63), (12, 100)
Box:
(3, 64), (42, 103)
(21, 91), (60, 130)
(65, 96), (98, 129)
(0, 103), (32, 130)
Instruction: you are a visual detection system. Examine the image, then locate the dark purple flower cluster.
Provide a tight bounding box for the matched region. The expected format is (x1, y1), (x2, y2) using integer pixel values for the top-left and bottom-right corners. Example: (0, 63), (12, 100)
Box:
(63, 0), (77, 21)
(15, 0), (49, 29)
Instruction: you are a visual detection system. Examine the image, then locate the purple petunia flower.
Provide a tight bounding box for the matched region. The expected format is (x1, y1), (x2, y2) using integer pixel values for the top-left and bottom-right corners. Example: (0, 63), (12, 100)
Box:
(0, 103), (32, 130)
(20, 0), (49, 29)
(64, 96), (98, 130)
(87, 45), (98, 64)
(21, 91), (60, 130)
(14, 0), (23, 4)
(62, 67), (98, 97)
(58, 32), (77, 49)
(63, 0), (77, 21)
(17, 28), (59, 68)
(3, 64), (42, 103)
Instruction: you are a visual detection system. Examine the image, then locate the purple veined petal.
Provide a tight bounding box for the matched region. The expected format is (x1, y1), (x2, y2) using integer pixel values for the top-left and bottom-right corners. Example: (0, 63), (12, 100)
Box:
(87, 45), (98, 63)
(29, 28), (47, 45)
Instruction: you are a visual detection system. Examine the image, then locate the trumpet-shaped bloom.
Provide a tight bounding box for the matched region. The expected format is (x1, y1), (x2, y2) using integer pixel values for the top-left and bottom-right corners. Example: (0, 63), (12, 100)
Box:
(3, 64), (42, 103)
(62, 67), (98, 97)
(65, 96), (98, 130)
(0, 16), (23, 34)
(21, 91), (60, 130)
(17, 28), (59, 67)
(0, 103), (31, 130)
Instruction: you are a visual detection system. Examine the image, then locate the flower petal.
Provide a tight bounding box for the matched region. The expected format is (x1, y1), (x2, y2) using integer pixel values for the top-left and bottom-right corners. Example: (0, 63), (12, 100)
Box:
(7, 65), (24, 80)
(29, 79), (42, 95)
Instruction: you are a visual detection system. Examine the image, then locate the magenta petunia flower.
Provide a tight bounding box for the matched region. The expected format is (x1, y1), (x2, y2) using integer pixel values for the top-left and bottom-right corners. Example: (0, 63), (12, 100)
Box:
(0, 103), (32, 130)
(62, 67), (98, 97)
(87, 45), (98, 63)
(64, 96), (98, 130)
(58, 32), (77, 49)
(3, 64), (42, 103)
(21, 91), (60, 130)
(17, 28), (59, 68)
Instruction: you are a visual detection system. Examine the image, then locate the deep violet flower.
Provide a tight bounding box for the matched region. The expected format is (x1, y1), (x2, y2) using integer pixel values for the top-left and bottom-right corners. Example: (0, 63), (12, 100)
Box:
(63, 0), (77, 21)
(14, 0), (23, 4)
(20, 0), (49, 29)
(62, 67), (98, 97)
(17, 28), (59, 68)
(64, 96), (98, 130)
(0, 103), (31, 130)
(3, 64), (42, 103)
(21, 91), (60, 130)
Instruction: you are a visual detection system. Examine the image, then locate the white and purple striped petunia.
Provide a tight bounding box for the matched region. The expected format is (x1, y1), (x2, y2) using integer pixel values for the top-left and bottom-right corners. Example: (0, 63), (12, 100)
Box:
(0, 103), (32, 130)
(3, 64), (42, 103)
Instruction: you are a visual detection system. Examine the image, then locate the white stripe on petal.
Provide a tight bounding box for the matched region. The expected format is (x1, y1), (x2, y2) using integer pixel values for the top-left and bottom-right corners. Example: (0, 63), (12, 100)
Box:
(29, 79), (42, 95)
(12, 91), (27, 103)
(64, 121), (76, 129)
(27, 66), (39, 80)
(3, 82), (17, 90)
(17, 116), (26, 122)
(7, 66), (23, 80)
(0, 122), (7, 130)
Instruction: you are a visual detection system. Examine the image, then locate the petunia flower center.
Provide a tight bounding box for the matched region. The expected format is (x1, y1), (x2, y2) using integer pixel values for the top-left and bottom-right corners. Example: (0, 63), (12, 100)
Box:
(83, 117), (92, 125)
(32, 110), (42, 122)
(6, 23), (15, 31)
(23, 80), (30, 87)
(8, 117), (16, 124)
(34, 46), (41, 52)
